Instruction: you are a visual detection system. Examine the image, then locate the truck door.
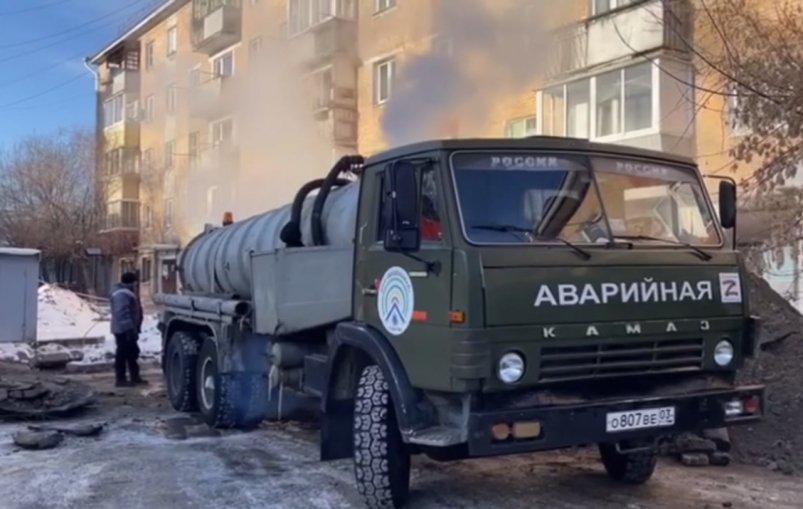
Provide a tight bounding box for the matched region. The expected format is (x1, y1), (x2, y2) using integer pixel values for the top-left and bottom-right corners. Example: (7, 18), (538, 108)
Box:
(354, 159), (453, 389)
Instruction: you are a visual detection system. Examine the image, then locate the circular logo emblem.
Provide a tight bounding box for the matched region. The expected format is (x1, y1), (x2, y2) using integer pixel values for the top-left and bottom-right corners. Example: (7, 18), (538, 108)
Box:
(377, 266), (414, 336)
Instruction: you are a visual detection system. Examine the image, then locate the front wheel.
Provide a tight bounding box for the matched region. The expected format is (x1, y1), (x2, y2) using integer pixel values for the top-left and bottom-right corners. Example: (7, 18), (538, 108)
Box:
(599, 441), (657, 484)
(353, 365), (411, 509)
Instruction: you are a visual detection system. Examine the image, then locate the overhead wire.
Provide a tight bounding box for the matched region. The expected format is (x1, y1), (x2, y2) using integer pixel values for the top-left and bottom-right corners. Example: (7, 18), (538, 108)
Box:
(0, 0), (73, 16)
(0, 0), (149, 65)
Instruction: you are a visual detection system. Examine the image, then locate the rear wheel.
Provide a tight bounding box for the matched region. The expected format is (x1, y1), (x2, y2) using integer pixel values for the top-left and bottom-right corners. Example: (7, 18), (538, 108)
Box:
(165, 331), (199, 412)
(195, 337), (269, 430)
(599, 441), (657, 484)
(353, 365), (411, 509)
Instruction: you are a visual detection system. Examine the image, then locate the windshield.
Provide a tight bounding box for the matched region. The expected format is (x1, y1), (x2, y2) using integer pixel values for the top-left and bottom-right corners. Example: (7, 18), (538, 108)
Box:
(451, 152), (722, 246)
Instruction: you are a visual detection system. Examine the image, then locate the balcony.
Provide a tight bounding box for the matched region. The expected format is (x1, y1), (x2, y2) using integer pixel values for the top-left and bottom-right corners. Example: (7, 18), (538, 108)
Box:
(188, 75), (234, 119)
(313, 85), (357, 115)
(196, 141), (240, 173)
(110, 69), (139, 96)
(288, 16), (358, 68)
(316, 107), (357, 148)
(192, 0), (242, 55)
(102, 200), (140, 233)
(104, 120), (140, 151)
(545, 0), (692, 79)
(104, 147), (140, 180)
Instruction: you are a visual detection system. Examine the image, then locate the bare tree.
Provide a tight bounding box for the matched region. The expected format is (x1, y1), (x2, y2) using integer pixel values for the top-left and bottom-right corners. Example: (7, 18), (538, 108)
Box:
(670, 0), (803, 271)
(0, 128), (102, 291)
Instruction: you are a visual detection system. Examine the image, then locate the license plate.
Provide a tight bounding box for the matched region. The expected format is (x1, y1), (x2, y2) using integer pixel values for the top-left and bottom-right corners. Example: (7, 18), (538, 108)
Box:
(606, 406), (675, 433)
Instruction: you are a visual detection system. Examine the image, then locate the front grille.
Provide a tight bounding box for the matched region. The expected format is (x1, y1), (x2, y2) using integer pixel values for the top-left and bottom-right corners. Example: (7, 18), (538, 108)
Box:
(538, 338), (704, 383)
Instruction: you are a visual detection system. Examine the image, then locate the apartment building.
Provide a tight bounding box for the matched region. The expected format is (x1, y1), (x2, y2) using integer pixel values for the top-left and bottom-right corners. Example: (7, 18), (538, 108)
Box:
(91, 0), (786, 302)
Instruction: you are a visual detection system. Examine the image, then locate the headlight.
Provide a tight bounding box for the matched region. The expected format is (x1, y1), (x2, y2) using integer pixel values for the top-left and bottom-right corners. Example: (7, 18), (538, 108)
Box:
(714, 340), (734, 367)
(498, 352), (525, 384)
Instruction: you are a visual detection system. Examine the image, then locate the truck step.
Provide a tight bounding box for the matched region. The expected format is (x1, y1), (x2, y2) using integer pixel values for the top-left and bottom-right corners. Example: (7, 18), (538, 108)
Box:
(406, 426), (464, 447)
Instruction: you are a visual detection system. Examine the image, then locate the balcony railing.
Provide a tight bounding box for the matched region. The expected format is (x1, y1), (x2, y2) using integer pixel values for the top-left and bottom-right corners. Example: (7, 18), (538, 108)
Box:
(188, 74), (234, 118)
(103, 200), (140, 231)
(192, 0), (241, 55)
(288, 16), (357, 67)
(545, 0), (692, 80)
(110, 69), (140, 96)
(104, 148), (140, 177)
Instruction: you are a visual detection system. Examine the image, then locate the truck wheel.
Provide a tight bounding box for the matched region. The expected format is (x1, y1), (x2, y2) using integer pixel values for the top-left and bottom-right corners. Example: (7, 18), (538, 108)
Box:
(196, 337), (269, 430)
(599, 442), (657, 484)
(353, 365), (411, 509)
(165, 331), (199, 412)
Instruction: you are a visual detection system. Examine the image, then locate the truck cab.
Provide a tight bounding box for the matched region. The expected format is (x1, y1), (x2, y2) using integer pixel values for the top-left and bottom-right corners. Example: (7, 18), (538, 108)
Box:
(157, 137), (763, 509)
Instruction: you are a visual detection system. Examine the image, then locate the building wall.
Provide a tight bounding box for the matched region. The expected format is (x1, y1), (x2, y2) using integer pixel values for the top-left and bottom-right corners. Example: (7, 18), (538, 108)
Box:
(93, 0), (794, 301)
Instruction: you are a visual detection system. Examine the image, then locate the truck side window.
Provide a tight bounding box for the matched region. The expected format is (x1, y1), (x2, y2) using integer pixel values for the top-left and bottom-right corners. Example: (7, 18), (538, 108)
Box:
(420, 167), (442, 243)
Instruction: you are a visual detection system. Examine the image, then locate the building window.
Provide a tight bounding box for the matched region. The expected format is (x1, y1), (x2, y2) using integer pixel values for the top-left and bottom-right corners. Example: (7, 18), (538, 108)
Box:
(211, 118), (234, 146)
(142, 148), (154, 171)
(141, 257), (152, 283)
(164, 199), (174, 229)
(624, 62), (653, 132)
(144, 95), (155, 122)
(566, 80), (590, 138)
(538, 61), (654, 140)
(105, 200), (140, 229)
(144, 41), (154, 69)
(142, 205), (153, 229)
(541, 86), (566, 136)
(165, 140), (175, 169)
(103, 94), (125, 128)
(595, 62), (653, 137)
(206, 186), (220, 220)
(505, 116), (537, 138)
(189, 131), (200, 166)
(375, 0), (395, 14)
(167, 26), (178, 56)
(166, 83), (176, 113)
(728, 85), (752, 137)
(374, 57), (395, 105)
(249, 36), (263, 57)
(288, 0), (354, 36)
(596, 69), (622, 137)
(212, 50), (235, 78)
(590, 0), (635, 16)
(313, 67), (333, 109)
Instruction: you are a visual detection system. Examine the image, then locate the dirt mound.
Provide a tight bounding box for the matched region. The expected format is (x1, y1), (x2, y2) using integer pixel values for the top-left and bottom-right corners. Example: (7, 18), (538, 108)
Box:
(730, 273), (803, 473)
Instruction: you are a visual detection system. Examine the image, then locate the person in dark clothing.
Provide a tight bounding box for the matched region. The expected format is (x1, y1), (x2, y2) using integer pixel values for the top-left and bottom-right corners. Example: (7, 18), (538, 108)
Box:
(110, 271), (147, 387)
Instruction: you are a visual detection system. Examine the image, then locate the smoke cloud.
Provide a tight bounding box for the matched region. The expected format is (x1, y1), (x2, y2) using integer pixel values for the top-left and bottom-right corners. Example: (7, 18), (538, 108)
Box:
(177, 36), (336, 238)
(382, 0), (572, 147)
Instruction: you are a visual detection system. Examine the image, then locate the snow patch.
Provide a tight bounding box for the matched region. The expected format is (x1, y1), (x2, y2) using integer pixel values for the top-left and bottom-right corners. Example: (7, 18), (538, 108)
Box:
(70, 315), (162, 366)
(32, 284), (163, 366)
(37, 284), (108, 341)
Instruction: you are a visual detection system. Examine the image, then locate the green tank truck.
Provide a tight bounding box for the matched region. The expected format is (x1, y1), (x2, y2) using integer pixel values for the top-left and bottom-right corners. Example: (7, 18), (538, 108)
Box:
(155, 136), (764, 508)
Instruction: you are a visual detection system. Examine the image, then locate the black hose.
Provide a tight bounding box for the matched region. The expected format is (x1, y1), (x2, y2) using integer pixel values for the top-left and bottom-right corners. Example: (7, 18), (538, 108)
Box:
(312, 155), (365, 246)
(281, 177), (353, 248)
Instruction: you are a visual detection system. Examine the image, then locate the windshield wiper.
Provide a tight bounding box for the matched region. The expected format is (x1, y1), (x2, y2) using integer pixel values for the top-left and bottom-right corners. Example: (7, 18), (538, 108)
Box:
(471, 224), (591, 260)
(610, 235), (713, 261)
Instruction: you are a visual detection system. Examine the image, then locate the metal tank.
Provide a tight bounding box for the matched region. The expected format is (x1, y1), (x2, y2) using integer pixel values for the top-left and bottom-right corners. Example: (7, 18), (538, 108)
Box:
(179, 181), (359, 299)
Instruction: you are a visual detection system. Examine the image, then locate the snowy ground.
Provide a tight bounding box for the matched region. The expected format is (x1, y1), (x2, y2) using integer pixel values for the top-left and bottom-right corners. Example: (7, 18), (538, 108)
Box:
(0, 284), (162, 366)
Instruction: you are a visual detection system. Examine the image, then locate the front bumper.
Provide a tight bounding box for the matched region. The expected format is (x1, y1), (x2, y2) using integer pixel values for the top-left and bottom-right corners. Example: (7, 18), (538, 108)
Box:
(467, 385), (764, 457)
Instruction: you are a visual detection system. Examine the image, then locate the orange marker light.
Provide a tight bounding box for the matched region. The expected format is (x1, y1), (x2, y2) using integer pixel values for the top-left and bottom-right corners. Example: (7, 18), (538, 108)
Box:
(449, 310), (466, 324)
(412, 311), (428, 322)
(222, 211), (234, 226)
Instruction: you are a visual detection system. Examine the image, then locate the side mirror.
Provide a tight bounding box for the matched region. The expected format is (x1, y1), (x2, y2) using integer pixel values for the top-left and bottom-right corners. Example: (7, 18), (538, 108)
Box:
(383, 161), (420, 252)
(719, 180), (736, 229)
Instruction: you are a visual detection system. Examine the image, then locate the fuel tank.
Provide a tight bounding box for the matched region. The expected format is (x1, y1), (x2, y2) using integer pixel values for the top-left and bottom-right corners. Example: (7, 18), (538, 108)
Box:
(178, 181), (359, 299)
